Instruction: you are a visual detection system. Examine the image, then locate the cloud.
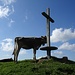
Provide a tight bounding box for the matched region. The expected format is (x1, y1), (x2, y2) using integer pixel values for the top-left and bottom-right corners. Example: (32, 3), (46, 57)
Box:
(19, 49), (26, 55)
(0, 0), (15, 18)
(0, 38), (14, 51)
(0, 6), (10, 18)
(8, 19), (15, 27)
(24, 15), (28, 22)
(58, 42), (75, 51)
(53, 51), (63, 55)
(51, 28), (75, 42)
(25, 15), (28, 20)
(0, 0), (16, 6)
(24, 10), (29, 22)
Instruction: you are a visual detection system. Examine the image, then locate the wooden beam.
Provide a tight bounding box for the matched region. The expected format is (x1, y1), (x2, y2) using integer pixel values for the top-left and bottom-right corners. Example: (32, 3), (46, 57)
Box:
(42, 12), (54, 23)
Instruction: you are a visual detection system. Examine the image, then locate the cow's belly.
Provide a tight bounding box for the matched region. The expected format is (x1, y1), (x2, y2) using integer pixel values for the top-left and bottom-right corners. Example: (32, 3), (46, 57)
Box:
(22, 45), (32, 49)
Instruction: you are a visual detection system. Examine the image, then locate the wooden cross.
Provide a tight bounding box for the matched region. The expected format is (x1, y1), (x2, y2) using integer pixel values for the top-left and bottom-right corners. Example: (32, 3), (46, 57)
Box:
(40, 8), (58, 59)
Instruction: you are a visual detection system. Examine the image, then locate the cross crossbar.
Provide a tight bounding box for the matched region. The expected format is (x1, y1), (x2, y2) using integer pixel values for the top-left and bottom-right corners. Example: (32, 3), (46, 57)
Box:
(42, 12), (54, 23)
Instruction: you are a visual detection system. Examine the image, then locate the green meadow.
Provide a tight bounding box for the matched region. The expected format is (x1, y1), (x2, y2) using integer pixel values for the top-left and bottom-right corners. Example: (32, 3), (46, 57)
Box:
(0, 59), (75, 75)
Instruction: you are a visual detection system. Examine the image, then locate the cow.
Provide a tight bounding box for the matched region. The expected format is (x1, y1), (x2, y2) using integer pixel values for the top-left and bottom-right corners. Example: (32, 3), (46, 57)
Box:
(12, 36), (47, 62)
(0, 58), (13, 62)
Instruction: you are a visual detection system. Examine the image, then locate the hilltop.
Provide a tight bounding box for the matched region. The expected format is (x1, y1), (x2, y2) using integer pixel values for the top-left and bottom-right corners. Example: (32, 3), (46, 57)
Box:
(0, 57), (75, 75)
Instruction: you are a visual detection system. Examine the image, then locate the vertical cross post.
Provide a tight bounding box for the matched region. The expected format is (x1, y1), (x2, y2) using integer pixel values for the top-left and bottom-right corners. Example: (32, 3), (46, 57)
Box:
(46, 8), (51, 59)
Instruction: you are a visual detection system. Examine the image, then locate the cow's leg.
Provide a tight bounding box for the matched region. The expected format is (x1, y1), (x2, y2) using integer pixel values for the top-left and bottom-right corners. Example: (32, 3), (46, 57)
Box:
(14, 48), (20, 63)
(14, 51), (19, 63)
(13, 49), (16, 62)
(13, 55), (15, 62)
(33, 49), (36, 60)
(13, 39), (18, 62)
(13, 43), (20, 62)
(14, 50), (17, 62)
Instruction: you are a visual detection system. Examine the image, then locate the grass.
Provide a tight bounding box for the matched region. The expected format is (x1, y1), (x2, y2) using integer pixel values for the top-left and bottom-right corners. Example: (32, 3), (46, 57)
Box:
(0, 59), (75, 75)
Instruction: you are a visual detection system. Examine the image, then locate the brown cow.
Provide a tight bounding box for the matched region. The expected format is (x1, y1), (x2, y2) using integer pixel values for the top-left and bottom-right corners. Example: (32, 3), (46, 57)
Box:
(12, 36), (46, 62)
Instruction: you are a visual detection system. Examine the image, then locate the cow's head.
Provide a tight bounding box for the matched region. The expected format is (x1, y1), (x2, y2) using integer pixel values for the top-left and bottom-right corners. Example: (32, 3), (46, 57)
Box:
(41, 36), (47, 45)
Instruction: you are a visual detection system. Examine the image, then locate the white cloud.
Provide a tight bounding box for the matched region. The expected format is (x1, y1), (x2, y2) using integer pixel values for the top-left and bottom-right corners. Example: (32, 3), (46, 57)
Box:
(58, 42), (75, 51)
(24, 15), (28, 22)
(25, 15), (28, 20)
(0, 6), (10, 18)
(53, 51), (63, 55)
(19, 49), (26, 55)
(0, 0), (16, 6)
(0, 0), (15, 18)
(51, 28), (75, 42)
(11, 5), (14, 12)
(24, 10), (29, 22)
(8, 19), (15, 27)
(0, 38), (14, 51)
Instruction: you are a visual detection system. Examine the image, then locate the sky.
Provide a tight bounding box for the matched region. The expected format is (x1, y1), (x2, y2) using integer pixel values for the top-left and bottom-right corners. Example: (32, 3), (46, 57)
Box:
(0, 0), (75, 61)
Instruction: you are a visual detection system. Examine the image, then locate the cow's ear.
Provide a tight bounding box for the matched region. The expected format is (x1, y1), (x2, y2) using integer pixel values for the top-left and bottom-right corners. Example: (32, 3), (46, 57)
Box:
(44, 36), (47, 38)
(41, 36), (43, 38)
(41, 36), (46, 38)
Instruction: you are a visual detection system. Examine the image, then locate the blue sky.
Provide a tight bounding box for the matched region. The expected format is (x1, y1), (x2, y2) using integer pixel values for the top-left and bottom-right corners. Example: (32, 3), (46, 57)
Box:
(0, 0), (75, 61)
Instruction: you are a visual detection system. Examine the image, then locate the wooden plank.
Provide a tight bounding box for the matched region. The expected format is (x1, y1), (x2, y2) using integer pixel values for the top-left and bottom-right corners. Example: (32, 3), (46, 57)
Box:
(42, 12), (54, 23)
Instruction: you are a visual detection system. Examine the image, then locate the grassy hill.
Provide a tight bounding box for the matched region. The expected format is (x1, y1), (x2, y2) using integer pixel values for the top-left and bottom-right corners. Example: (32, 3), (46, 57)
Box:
(0, 58), (75, 75)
